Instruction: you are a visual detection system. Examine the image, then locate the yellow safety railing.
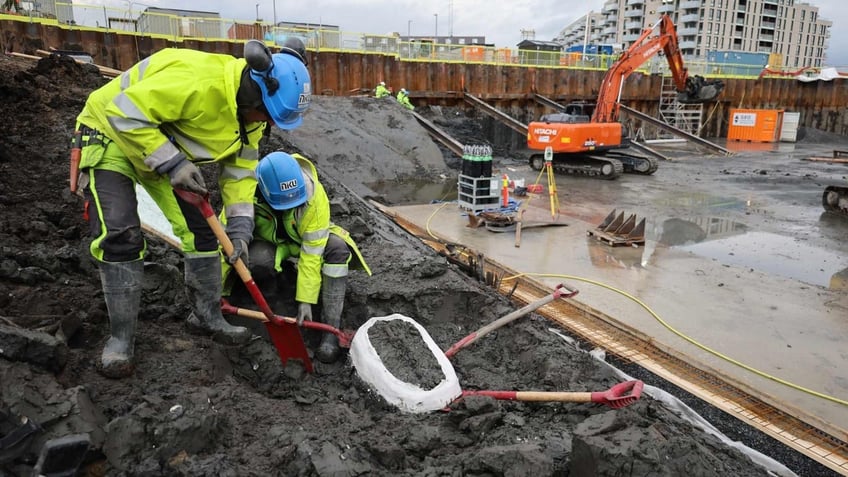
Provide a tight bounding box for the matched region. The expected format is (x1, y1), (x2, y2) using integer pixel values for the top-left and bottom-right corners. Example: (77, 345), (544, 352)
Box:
(2, 2), (843, 80)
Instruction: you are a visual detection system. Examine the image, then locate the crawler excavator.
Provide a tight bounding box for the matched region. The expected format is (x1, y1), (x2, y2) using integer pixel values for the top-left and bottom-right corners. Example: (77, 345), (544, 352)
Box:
(527, 14), (724, 179)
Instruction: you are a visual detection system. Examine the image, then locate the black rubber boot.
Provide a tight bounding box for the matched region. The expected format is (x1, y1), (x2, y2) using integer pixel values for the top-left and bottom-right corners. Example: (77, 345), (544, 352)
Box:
(184, 255), (251, 345)
(316, 275), (346, 363)
(99, 260), (143, 379)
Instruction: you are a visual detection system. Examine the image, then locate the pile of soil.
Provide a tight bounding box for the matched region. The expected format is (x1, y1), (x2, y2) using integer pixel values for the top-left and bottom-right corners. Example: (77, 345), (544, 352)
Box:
(0, 53), (791, 476)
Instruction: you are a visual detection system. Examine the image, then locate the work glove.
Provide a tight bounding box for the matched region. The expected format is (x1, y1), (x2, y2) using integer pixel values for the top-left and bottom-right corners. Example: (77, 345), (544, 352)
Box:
(225, 216), (254, 265)
(296, 302), (313, 326)
(159, 155), (207, 195)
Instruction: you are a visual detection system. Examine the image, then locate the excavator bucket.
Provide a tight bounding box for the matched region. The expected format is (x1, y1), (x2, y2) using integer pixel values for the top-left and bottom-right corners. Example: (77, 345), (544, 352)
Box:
(677, 76), (725, 104)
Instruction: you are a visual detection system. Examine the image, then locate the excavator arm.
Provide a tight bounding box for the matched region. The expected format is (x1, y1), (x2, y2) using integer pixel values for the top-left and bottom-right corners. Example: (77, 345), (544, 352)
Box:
(593, 14), (724, 123)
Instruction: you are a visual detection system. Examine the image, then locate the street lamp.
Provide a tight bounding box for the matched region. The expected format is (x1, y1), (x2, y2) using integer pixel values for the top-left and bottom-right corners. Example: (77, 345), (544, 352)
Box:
(255, 3), (259, 21)
(434, 13), (438, 38)
(408, 19), (412, 37)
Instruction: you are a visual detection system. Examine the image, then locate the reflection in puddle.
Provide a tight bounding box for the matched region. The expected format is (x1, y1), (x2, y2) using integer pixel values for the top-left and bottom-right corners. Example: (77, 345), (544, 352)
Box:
(653, 192), (749, 211)
(586, 238), (646, 270)
(367, 178), (457, 205)
(676, 231), (848, 289)
(656, 217), (748, 246)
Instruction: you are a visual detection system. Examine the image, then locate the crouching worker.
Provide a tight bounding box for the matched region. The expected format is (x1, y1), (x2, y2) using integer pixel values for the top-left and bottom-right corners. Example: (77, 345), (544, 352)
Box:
(222, 151), (371, 363)
(74, 40), (312, 378)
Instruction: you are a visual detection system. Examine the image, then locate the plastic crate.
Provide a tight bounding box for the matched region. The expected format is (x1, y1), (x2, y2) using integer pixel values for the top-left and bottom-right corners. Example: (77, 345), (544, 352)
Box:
(457, 174), (500, 213)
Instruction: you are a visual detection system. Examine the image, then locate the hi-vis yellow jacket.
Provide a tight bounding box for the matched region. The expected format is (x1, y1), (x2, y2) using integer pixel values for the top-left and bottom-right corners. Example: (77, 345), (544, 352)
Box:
(76, 48), (264, 222)
(223, 154), (370, 304)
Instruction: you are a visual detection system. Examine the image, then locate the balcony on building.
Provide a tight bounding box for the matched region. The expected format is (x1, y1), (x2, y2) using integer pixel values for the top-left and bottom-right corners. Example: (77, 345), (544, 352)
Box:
(680, 1), (702, 9)
(759, 33), (774, 41)
(623, 32), (642, 42)
(603, 26), (617, 35)
(604, 15), (618, 24)
(626, 0), (644, 6)
(625, 20), (642, 30)
(761, 20), (775, 29)
(762, 0), (777, 4)
(624, 9), (644, 18)
(658, 4), (675, 14)
(680, 13), (700, 23)
(678, 27), (699, 36)
(680, 40), (698, 49)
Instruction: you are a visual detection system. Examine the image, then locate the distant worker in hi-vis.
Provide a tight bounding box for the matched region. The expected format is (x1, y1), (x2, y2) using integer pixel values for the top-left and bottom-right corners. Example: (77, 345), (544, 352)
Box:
(397, 88), (415, 110)
(374, 81), (392, 98)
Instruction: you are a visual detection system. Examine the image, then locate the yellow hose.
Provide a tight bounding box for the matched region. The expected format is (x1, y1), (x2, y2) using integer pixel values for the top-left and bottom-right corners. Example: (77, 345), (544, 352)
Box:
(423, 203), (848, 407)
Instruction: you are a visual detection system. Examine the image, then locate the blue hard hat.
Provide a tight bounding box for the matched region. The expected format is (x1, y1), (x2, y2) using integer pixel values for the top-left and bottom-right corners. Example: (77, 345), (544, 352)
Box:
(250, 53), (312, 130)
(256, 152), (308, 210)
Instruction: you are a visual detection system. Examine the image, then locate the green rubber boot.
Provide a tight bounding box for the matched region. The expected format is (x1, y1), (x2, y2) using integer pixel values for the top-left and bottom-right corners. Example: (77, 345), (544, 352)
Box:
(99, 260), (143, 379)
(184, 255), (251, 345)
(316, 275), (346, 363)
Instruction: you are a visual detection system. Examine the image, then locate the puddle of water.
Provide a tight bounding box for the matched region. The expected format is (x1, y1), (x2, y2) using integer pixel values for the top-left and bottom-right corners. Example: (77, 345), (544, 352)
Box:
(653, 192), (750, 211)
(676, 230), (848, 288)
(367, 178), (458, 205)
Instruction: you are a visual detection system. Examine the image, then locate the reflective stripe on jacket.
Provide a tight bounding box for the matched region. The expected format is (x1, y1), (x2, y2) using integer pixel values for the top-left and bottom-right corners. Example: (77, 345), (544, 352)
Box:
(252, 154), (370, 304)
(75, 48), (264, 221)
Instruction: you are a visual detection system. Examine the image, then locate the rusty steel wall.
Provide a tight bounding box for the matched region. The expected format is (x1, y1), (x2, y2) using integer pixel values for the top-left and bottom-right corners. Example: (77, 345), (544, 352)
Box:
(3, 19), (846, 137)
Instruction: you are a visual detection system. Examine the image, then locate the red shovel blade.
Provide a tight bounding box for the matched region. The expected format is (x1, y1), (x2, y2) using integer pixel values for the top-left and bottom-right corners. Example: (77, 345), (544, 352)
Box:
(263, 321), (314, 372)
(590, 380), (644, 409)
(221, 299), (355, 349)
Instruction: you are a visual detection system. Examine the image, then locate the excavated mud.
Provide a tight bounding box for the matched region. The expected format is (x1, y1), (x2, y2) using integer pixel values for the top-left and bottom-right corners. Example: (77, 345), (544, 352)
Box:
(366, 318), (444, 390)
(0, 53), (793, 476)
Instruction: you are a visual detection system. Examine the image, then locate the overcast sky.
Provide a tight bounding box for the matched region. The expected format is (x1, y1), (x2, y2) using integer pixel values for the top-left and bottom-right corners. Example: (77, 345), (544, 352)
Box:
(110, 0), (847, 66)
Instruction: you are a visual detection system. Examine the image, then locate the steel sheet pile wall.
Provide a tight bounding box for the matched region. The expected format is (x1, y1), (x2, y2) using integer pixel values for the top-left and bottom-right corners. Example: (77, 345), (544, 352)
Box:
(2, 19), (846, 137)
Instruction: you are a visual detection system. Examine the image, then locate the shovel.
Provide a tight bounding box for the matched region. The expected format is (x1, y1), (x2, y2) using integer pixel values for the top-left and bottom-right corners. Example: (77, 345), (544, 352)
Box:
(460, 380), (644, 409)
(174, 189), (314, 373)
(444, 283), (578, 358)
(220, 299), (356, 348)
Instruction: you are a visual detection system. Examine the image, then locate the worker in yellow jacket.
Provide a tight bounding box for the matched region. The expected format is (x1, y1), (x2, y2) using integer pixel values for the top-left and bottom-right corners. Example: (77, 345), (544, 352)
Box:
(396, 88), (415, 110)
(374, 81), (392, 98)
(74, 40), (312, 378)
(222, 151), (371, 363)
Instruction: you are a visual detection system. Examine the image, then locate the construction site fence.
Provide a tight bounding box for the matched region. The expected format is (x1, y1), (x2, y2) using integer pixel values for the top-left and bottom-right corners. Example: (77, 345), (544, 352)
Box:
(2, 3), (841, 81)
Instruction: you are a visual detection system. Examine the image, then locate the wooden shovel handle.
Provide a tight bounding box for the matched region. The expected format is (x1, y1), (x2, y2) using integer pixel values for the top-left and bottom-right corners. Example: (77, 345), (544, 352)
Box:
(444, 283), (579, 358)
(174, 189), (274, 320)
(516, 391), (592, 402)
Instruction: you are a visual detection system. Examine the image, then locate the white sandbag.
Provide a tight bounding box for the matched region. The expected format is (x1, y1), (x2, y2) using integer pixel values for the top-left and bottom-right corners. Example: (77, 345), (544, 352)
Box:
(350, 314), (462, 413)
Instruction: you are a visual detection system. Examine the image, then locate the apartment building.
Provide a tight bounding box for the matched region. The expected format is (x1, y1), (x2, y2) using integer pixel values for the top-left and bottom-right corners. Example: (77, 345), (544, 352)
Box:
(555, 0), (832, 68)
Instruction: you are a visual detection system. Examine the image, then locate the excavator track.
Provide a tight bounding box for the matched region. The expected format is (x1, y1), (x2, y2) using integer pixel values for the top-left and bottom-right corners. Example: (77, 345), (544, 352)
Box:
(605, 151), (660, 175)
(822, 186), (848, 217)
(530, 153), (624, 180)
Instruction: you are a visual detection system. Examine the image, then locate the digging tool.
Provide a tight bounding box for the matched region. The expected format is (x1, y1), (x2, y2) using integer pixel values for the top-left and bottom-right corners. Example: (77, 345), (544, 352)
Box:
(173, 189), (314, 372)
(220, 299), (356, 348)
(68, 129), (82, 193)
(444, 283), (578, 358)
(461, 380), (644, 409)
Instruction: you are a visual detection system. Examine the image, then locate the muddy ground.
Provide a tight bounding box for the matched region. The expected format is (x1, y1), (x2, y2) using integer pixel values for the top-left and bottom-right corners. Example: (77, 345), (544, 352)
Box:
(0, 53), (819, 476)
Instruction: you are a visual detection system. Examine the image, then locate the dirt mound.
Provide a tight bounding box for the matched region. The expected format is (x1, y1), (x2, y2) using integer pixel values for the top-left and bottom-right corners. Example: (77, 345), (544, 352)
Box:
(0, 53), (783, 476)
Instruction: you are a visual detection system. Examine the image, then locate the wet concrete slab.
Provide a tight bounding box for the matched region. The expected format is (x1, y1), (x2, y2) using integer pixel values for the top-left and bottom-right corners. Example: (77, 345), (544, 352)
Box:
(387, 140), (848, 435)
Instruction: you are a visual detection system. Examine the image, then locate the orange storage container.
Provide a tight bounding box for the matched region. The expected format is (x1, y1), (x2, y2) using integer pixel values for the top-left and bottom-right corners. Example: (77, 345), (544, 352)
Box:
(727, 109), (784, 143)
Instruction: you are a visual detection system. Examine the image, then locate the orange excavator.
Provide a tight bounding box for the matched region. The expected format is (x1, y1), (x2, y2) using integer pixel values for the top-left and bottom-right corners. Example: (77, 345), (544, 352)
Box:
(527, 14), (724, 179)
